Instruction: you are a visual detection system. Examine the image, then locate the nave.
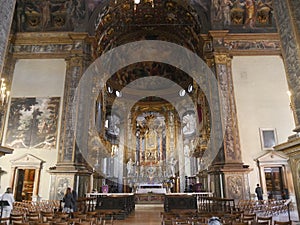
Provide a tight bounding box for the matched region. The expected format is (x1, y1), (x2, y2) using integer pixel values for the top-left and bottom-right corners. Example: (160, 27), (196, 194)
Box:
(113, 204), (299, 225)
(7, 199), (299, 225)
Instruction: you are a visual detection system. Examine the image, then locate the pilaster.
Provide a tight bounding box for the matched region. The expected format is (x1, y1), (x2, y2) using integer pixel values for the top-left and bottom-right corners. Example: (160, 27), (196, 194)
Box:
(0, 0), (16, 74)
(273, 0), (300, 132)
(207, 30), (251, 200)
(0, 0), (17, 148)
(49, 33), (93, 199)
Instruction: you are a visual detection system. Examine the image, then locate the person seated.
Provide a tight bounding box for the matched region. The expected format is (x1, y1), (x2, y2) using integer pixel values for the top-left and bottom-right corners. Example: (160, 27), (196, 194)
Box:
(208, 217), (222, 225)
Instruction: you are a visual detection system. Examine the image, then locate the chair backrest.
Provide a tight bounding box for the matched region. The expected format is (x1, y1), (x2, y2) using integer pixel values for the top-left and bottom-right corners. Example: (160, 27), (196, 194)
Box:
(52, 222), (68, 225)
(257, 216), (272, 225)
(274, 221), (292, 225)
(35, 223), (50, 225)
(232, 222), (248, 225)
(74, 222), (91, 225)
(12, 223), (30, 225)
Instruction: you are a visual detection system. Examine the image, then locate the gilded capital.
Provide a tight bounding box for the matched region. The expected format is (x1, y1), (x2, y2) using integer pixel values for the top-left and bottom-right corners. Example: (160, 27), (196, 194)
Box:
(214, 54), (230, 64)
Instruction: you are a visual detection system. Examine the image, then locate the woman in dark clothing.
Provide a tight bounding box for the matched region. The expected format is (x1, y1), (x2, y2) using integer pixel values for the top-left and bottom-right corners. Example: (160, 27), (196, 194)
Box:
(62, 187), (75, 213)
(71, 189), (78, 212)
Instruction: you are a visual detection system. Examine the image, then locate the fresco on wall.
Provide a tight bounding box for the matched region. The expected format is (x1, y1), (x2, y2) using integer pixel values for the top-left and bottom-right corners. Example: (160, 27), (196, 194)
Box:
(5, 97), (60, 149)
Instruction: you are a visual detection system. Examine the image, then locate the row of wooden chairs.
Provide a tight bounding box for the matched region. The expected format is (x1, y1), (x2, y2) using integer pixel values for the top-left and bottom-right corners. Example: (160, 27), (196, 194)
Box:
(7, 209), (114, 225)
(237, 200), (290, 216)
(160, 210), (292, 225)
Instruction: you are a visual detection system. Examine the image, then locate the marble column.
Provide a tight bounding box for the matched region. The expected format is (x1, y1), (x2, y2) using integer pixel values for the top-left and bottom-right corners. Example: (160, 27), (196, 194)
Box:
(0, 0), (16, 74)
(273, 0), (300, 132)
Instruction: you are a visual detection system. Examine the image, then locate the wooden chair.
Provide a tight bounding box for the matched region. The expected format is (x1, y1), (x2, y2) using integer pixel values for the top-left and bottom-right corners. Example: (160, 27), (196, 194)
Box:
(40, 211), (54, 222)
(52, 222), (68, 225)
(11, 215), (25, 225)
(273, 221), (292, 225)
(67, 218), (80, 225)
(86, 212), (97, 218)
(35, 223), (50, 225)
(0, 217), (10, 225)
(54, 213), (69, 221)
(232, 222), (248, 225)
(73, 214), (86, 222)
(71, 212), (82, 218)
(12, 223), (30, 225)
(256, 216), (272, 225)
(74, 222), (91, 225)
(102, 217), (113, 225)
(47, 218), (62, 224)
(242, 213), (256, 224)
(82, 217), (96, 225)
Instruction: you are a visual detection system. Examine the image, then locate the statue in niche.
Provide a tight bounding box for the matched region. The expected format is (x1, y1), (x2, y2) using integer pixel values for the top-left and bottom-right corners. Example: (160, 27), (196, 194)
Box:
(127, 158), (135, 177)
(169, 158), (177, 177)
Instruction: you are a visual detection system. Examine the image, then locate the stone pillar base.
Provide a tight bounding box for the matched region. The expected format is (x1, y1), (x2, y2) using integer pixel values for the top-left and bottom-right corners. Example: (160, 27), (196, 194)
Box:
(208, 163), (252, 201)
(48, 163), (92, 200)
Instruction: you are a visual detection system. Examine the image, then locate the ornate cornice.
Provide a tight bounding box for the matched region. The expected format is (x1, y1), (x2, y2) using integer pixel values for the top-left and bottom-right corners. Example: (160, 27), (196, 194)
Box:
(205, 32), (281, 56)
(11, 32), (94, 59)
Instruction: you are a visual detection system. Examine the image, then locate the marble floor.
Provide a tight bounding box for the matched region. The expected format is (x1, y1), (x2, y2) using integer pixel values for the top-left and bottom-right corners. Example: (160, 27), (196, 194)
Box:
(113, 204), (163, 225)
(112, 204), (299, 225)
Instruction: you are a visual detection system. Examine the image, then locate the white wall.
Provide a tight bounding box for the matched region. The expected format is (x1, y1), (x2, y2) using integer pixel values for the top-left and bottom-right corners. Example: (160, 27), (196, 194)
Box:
(232, 56), (295, 196)
(0, 59), (66, 200)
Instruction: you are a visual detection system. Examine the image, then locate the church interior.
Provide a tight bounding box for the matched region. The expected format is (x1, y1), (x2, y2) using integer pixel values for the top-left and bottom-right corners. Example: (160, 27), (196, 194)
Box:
(0, 0), (300, 224)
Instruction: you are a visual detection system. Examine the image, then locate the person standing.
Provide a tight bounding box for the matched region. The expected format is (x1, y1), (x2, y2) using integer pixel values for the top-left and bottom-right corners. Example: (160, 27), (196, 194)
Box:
(62, 187), (75, 213)
(71, 189), (77, 212)
(1, 187), (15, 223)
(255, 183), (263, 200)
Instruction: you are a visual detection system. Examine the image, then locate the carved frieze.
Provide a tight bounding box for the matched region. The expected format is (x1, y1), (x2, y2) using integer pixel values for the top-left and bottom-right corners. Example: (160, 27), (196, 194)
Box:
(11, 33), (92, 58)
(225, 40), (281, 52)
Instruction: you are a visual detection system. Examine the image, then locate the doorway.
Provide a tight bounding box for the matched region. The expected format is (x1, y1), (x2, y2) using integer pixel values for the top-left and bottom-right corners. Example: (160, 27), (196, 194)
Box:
(11, 154), (44, 202)
(15, 169), (35, 201)
(264, 167), (283, 200)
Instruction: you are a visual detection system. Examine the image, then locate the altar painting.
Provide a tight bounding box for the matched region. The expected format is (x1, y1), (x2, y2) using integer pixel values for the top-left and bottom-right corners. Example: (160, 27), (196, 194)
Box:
(6, 97), (60, 149)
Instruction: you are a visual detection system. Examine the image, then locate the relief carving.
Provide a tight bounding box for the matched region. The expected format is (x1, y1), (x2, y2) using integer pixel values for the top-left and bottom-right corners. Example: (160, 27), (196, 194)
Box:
(227, 175), (243, 198)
